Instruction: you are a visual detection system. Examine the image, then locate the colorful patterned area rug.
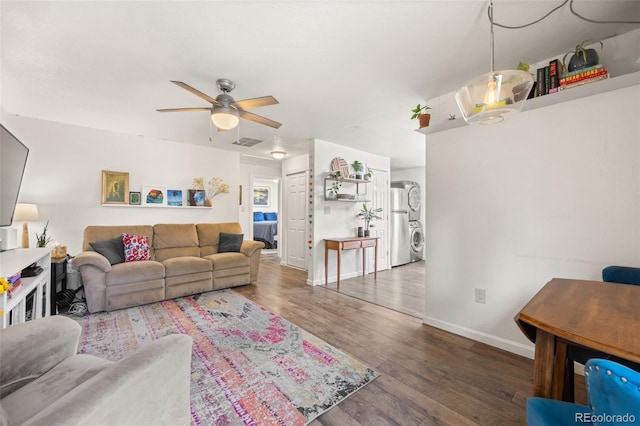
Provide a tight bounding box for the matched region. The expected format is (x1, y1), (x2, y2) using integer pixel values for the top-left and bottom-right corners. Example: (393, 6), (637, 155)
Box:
(72, 290), (379, 425)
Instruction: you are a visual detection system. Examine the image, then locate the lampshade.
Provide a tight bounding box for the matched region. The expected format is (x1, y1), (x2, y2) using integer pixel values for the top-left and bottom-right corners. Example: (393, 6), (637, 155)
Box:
(270, 151), (286, 160)
(211, 106), (240, 130)
(455, 0), (534, 125)
(455, 70), (534, 124)
(13, 203), (39, 222)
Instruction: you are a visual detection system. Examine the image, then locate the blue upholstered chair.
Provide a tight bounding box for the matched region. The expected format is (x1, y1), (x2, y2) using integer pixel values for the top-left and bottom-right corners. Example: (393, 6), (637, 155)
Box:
(527, 359), (640, 425)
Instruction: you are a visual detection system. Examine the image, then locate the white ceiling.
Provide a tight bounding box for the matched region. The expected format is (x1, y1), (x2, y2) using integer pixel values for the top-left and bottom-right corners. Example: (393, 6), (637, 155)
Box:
(2, 1), (639, 169)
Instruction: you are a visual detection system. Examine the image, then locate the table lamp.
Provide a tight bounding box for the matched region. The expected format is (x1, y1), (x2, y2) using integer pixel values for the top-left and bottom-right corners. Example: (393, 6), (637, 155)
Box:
(13, 203), (39, 248)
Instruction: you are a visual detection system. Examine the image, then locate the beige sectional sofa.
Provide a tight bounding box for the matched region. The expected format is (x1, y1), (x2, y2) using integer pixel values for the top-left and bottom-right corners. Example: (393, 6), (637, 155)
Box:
(71, 223), (264, 313)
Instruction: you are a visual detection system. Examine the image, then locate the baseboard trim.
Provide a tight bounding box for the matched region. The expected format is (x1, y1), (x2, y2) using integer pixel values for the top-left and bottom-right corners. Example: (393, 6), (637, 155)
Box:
(423, 316), (535, 359)
(308, 270), (362, 286)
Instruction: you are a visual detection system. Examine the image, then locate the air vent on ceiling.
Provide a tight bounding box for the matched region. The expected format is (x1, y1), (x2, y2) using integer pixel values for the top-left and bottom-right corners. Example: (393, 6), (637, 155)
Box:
(232, 137), (263, 147)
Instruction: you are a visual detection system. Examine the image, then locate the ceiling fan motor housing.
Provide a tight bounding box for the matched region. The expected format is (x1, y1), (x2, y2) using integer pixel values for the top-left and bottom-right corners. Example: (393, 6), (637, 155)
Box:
(217, 78), (235, 93)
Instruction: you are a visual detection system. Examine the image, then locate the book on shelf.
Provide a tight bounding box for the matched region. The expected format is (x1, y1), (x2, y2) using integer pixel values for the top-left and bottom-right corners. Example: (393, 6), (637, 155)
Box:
(560, 65), (607, 85)
(558, 73), (610, 91)
(536, 67), (546, 97)
(548, 59), (561, 94)
(560, 64), (605, 79)
(9, 278), (22, 293)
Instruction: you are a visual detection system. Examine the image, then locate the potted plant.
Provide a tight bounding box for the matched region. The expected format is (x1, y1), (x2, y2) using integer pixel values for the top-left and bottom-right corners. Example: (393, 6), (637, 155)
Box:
(357, 203), (383, 237)
(563, 40), (603, 72)
(364, 168), (373, 181)
(411, 104), (432, 128)
(328, 178), (342, 199)
(351, 160), (364, 180)
(36, 220), (52, 248)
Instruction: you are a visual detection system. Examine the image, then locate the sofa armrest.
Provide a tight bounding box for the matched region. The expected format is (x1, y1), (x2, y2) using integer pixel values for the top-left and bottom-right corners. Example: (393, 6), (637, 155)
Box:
(23, 334), (194, 426)
(71, 251), (112, 273)
(240, 240), (265, 257)
(0, 316), (81, 398)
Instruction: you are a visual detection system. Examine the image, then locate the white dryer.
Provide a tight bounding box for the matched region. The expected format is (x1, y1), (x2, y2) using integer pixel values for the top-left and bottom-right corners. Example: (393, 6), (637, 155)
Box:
(409, 221), (424, 262)
(391, 181), (421, 221)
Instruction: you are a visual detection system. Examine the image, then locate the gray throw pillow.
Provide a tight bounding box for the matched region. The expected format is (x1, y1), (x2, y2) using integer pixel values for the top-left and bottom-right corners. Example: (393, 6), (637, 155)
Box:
(90, 236), (125, 265)
(218, 232), (243, 253)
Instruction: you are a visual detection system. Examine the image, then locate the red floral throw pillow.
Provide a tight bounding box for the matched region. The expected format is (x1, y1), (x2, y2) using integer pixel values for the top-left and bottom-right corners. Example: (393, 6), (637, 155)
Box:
(122, 234), (151, 262)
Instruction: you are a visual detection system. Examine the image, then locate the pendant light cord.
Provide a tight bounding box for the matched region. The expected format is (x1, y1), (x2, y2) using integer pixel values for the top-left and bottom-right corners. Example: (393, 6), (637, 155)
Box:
(489, 0), (495, 72)
(490, 0), (640, 29)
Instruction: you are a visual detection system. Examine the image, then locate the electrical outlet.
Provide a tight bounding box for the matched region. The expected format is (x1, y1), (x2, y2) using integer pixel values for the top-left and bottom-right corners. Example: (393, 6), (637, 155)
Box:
(475, 288), (486, 304)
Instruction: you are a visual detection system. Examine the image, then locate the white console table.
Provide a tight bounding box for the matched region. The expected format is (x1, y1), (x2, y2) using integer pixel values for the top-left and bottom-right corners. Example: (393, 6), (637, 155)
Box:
(0, 248), (51, 328)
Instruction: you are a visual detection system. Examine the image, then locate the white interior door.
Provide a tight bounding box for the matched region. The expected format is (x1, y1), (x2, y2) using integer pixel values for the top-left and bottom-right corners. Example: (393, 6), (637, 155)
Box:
(285, 171), (308, 270)
(366, 169), (389, 273)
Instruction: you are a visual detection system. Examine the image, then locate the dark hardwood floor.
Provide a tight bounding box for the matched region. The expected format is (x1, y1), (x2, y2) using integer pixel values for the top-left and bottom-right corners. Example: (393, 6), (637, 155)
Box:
(234, 255), (587, 425)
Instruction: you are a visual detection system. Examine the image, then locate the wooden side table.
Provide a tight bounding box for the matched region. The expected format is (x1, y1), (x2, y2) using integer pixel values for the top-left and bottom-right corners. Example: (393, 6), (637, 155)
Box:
(324, 236), (379, 288)
(50, 256), (68, 314)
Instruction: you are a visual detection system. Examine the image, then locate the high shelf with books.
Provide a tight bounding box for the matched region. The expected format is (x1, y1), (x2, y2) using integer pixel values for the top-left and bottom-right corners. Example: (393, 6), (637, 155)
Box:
(418, 71), (640, 136)
(0, 248), (51, 328)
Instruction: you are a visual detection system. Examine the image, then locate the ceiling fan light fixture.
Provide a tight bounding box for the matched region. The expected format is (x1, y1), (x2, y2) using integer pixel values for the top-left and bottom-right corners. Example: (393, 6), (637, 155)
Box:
(211, 106), (240, 130)
(270, 150), (286, 160)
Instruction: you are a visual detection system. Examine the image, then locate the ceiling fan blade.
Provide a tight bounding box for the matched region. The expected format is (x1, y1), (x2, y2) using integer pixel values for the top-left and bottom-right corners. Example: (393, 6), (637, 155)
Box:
(233, 96), (279, 111)
(170, 81), (222, 106)
(156, 107), (211, 112)
(238, 110), (282, 129)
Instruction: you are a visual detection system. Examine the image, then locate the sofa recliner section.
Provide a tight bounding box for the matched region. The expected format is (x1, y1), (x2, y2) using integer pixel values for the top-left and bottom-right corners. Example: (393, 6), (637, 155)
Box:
(72, 222), (264, 313)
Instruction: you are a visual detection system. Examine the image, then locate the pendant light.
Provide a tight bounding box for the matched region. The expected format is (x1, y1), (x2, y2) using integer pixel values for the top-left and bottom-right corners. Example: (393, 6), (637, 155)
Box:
(455, 0), (534, 124)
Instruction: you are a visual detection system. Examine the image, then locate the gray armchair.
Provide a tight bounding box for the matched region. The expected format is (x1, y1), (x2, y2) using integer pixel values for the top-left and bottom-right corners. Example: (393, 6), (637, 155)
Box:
(0, 316), (193, 425)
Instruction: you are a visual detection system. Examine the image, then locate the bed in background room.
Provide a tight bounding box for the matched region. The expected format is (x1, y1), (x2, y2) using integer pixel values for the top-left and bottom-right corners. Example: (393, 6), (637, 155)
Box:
(253, 212), (278, 249)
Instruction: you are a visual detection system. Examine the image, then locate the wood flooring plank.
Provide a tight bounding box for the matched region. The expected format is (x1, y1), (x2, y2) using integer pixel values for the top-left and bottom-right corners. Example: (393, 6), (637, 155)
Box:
(233, 255), (538, 424)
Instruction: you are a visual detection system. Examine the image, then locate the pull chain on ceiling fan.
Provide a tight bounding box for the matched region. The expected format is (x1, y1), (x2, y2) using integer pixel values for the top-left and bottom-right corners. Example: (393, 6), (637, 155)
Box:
(157, 78), (282, 131)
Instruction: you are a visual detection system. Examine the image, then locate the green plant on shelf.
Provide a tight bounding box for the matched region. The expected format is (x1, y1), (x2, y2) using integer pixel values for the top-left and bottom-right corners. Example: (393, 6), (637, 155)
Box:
(36, 220), (52, 248)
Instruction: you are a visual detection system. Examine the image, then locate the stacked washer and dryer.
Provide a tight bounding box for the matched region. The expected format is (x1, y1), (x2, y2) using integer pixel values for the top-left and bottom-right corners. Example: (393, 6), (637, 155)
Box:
(390, 181), (425, 266)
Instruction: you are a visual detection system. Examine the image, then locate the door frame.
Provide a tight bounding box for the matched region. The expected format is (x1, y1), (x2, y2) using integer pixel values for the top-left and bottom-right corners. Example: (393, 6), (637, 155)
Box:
(251, 174), (281, 255)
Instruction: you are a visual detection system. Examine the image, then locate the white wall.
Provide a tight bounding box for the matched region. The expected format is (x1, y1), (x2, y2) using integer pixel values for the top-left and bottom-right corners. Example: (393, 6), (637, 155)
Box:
(2, 112), (242, 254)
(424, 85), (640, 358)
(310, 139), (390, 285)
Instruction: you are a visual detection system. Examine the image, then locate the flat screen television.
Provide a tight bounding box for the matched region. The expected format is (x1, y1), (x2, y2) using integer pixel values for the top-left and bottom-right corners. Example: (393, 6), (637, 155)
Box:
(0, 124), (30, 227)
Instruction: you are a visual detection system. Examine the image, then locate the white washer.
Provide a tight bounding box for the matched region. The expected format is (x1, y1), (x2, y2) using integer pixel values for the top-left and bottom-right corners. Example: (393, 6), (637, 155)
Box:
(409, 221), (424, 262)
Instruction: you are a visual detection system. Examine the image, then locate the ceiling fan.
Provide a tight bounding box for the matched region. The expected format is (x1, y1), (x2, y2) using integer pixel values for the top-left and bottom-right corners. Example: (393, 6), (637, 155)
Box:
(157, 78), (281, 130)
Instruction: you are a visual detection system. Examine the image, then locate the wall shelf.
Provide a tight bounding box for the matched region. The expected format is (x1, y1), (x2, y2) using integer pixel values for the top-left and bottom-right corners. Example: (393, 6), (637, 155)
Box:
(324, 176), (371, 202)
(417, 71), (640, 136)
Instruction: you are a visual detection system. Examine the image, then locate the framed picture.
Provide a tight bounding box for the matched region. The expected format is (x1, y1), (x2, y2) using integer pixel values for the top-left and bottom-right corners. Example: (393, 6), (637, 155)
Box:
(187, 189), (205, 207)
(253, 186), (270, 207)
(142, 185), (167, 206)
(101, 170), (129, 204)
(167, 189), (183, 206)
(129, 191), (141, 205)
(239, 185), (243, 206)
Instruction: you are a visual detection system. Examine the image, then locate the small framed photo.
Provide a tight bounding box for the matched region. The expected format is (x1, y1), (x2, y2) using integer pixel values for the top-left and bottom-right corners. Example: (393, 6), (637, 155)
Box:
(142, 185), (167, 206)
(253, 186), (270, 207)
(101, 170), (129, 204)
(129, 191), (141, 205)
(188, 189), (205, 207)
(167, 189), (183, 206)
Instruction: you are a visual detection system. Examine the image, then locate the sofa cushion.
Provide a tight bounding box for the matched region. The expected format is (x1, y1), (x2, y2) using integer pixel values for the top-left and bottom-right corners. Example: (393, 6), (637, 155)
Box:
(123, 234), (151, 262)
(106, 261), (165, 286)
(83, 225), (154, 255)
(197, 223), (244, 256)
(218, 232), (243, 253)
(1, 354), (111, 425)
(89, 236), (125, 265)
(204, 252), (250, 270)
(153, 224), (200, 262)
(253, 212), (265, 222)
(162, 256), (211, 277)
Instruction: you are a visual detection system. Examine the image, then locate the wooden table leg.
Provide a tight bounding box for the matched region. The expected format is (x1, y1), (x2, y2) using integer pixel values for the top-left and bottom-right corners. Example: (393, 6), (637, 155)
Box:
(552, 341), (570, 401)
(336, 246), (341, 289)
(533, 329), (556, 398)
(324, 242), (329, 286)
(374, 240), (378, 279)
(362, 247), (366, 277)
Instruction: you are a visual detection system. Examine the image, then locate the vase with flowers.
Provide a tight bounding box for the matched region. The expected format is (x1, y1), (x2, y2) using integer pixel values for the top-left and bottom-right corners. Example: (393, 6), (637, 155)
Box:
(192, 177), (230, 206)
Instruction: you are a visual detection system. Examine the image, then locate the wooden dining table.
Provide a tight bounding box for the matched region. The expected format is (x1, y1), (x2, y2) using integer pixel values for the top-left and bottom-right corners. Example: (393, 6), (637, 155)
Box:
(514, 278), (640, 400)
